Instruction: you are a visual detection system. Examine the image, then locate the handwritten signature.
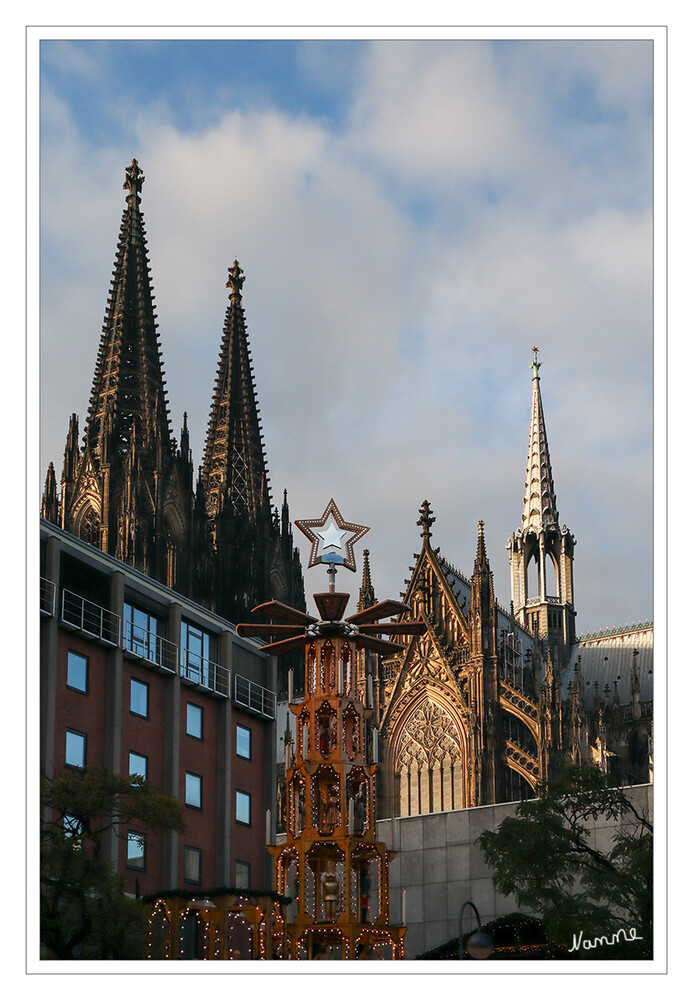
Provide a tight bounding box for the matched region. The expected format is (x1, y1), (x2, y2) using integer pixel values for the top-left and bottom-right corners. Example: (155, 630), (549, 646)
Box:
(569, 927), (643, 952)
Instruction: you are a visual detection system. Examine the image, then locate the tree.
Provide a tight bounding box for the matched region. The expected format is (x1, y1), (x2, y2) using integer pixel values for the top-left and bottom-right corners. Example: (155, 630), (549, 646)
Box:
(477, 766), (652, 959)
(41, 767), (185, 959)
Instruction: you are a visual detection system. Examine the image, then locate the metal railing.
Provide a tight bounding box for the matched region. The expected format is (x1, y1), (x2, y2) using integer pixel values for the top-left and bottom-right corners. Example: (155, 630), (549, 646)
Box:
(524, 595), (561, 608)
(61, 589), (121, 645)
(180, 648), (230, 697)
(40, 578), (56, 617)
(234, 674), (276, 720)
(123, 621), (178, 673)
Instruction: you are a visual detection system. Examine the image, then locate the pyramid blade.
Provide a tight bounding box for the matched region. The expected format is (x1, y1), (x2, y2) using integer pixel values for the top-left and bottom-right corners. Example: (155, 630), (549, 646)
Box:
(358, 621), (427, 636)
(257, 635), (309, 656)
(236, 623), (305, 639)
(249, 600), (317, 625)
(346, 600), (413, 625)
(353, 634), (406, 655)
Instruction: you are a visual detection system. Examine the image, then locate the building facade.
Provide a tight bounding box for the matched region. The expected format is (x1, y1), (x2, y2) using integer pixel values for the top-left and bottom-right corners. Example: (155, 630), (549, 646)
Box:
(41, 519), (280, 897)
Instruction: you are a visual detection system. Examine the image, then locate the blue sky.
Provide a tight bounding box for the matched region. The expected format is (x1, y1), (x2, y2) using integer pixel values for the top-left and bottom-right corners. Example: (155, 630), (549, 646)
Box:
(38, 34), (657, 632)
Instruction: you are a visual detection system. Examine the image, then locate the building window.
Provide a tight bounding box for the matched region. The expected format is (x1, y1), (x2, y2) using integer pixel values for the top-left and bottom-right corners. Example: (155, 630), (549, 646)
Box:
(127, 831), (146, 871)
(65, 729), (86, 768)
(180, 621), (217, 686)
(63, 814), (83, 837)
(123, 603), (160, 661)
(66, 651), (88, 693)
(130, 678), (149, 718)
(129, 752), (148, 780)
(184, 846), (202, 884)
(185, 772), (202, 809)
(236, 724), (251, 760)
(186, 703), (203, 740)
(236, 791), (251, 826)
(235, 861), (250, 889)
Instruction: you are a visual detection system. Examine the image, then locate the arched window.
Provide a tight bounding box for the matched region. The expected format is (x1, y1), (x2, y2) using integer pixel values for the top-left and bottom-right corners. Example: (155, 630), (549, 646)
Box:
(395, 699), (465, 816)
(79, 507), (100, 547)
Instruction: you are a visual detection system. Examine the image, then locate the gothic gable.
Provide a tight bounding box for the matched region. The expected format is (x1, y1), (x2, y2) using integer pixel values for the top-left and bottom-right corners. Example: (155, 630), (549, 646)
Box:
(401, 544), (470, 649)
(66, 448), (102, 528)
(380, 626), (466, 744)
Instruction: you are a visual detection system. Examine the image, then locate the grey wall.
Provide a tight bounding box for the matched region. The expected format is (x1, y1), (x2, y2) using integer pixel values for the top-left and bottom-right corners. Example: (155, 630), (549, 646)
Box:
(376, 783), (653, 960)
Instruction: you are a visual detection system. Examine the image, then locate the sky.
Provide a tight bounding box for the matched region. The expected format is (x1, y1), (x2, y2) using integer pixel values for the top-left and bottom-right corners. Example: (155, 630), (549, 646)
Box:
(37, 33), (657, 634)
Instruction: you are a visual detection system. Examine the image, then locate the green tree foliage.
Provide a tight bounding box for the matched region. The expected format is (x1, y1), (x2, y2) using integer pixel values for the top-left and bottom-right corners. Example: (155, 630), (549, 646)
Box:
(477, 766), (652, 959)
(41, 767), (184, 959)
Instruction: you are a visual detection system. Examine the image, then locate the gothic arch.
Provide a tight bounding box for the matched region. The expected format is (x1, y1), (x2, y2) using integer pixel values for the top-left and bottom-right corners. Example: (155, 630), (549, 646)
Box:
(162, 504), (185, 591)
(388, 685), (468, 817)
(73, 499), (102, 548)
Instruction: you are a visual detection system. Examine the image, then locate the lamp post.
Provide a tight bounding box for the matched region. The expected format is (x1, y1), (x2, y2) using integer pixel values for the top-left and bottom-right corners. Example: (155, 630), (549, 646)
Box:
(459, 901), (493, 960)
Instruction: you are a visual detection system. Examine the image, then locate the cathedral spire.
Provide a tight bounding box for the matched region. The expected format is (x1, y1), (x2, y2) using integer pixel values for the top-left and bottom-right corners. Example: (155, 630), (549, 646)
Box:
(42, 463), (58, 523)
(522, 348), (558, 533)
(83, 158), (171, 464)
(474, 519), (489, 569)
(357, 548), (377, 612)
(202, 262), (272, 523)
(508, 350), (576, 657)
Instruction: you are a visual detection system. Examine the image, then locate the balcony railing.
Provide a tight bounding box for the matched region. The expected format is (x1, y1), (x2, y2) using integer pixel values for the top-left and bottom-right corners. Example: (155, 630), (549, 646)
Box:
(123, 621), (178, 673)
(524, 595), (561, 608)
(40, 578), (56, 617)
(234, 675), (276, 720)
(180, 648), (230, 698)
(61, 589), (121, 646)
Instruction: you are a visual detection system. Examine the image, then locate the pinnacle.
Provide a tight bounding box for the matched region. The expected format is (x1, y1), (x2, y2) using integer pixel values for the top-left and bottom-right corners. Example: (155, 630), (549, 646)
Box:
(521, 349), (559, 533)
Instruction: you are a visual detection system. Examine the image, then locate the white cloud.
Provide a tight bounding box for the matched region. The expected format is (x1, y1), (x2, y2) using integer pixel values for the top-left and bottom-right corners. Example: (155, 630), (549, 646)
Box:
(38, 39), (654, 632)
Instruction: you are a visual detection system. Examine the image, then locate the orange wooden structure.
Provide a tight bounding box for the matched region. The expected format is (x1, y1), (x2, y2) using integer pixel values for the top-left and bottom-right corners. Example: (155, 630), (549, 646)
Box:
(237, 501), (425, 960)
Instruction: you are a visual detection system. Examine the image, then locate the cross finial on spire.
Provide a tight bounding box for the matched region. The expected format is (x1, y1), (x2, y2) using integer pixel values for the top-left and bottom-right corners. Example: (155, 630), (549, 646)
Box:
(476, 519), (487, 561)
(123, 159), (145, 202)
(417, 500), (435, 541)
(227, 260), (245, 299)
(530, 346), (541, 380)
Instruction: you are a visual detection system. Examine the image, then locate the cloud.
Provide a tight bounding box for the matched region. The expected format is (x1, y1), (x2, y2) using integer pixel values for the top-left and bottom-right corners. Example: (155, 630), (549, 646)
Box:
(38, 39), (654, 632)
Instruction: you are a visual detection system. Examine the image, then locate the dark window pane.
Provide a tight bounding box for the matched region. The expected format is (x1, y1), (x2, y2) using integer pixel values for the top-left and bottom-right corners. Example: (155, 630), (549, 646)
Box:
(236, 791), (250, 825)
(187, 703), (203, 739)
(184, 846), (201, 883)
(130, 679), (148, 717)
(66, 651), (88, 692)
(185, 772), (202, 809)
(65, 729), (85, 767)
(129, 752), (147, 779)
(127, 831), (145, 870)
(235, 861), (250, 889)
(236, 725), (251, 759)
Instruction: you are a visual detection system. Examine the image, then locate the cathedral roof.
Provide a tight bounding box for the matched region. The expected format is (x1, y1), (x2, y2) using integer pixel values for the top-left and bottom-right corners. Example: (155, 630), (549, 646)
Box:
(201, 261), (272, 523)
(521, 348), (559, 534)
(561, 627), (653, 709)
(84, 159), (171, 464)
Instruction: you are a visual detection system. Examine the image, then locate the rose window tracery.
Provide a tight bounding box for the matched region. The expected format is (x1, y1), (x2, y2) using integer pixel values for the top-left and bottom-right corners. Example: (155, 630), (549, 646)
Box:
(395, 698), (466, 815)
(397, 701), (461, 769)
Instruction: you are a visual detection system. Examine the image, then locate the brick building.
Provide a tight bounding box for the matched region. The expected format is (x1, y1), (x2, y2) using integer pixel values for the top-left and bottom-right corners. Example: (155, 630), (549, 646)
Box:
(40, 519), (280, 897)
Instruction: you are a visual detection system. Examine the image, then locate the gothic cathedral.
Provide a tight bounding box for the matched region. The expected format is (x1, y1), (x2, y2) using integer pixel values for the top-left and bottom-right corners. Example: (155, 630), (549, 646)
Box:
(370, 353), (652, 817)
(41, 159), (305, 624)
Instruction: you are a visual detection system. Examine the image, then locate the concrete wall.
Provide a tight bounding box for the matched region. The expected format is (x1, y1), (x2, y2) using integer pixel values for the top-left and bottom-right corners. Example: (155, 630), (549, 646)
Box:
(376, 783), (653, 959)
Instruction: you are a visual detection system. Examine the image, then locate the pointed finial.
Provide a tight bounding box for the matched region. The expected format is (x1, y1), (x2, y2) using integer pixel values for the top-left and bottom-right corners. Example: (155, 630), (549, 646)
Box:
(358, 548), (377, 612)
(474, 519), (490, 568)
(123, 158), (145, 202)
(417, 500), (435, 541)
(227, 260), (245, 299)
(530, 346), (541, 380)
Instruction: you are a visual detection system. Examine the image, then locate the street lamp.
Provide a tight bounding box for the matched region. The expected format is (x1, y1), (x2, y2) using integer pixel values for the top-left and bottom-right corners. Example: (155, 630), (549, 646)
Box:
(459, 900), (493, 960)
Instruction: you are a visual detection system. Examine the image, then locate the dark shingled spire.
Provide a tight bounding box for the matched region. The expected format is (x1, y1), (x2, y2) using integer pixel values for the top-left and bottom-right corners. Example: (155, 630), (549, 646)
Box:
(83, 158), (171, 465)
(201, 261), (272, 524)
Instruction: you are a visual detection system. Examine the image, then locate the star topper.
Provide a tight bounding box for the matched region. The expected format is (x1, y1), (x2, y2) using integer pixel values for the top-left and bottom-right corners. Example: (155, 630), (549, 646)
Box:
(295, 499), (369, 573)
